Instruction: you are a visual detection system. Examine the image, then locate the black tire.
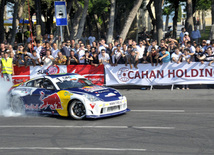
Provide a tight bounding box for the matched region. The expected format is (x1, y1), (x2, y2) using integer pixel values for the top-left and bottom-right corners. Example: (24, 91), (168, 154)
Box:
(10, 96), (25, 114)
(68, 100), (86, 120)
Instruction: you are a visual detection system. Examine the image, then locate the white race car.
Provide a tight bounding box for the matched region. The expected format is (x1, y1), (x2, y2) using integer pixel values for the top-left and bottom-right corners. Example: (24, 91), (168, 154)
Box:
(8, 73), (129, 119)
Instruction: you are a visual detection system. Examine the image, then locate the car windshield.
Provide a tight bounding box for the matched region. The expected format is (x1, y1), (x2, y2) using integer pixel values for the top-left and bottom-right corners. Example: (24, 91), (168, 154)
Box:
(56, 78), (94, 89)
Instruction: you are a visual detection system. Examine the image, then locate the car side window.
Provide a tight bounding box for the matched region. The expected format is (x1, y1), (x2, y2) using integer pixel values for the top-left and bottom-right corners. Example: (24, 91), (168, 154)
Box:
(26, 81), (34, 87)
(43, 79), (55, 90)
(34, 79), (44, 88)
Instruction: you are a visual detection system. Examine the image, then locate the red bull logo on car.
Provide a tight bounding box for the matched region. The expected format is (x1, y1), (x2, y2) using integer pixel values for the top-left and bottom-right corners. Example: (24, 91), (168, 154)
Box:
(39, 91), (63, 110)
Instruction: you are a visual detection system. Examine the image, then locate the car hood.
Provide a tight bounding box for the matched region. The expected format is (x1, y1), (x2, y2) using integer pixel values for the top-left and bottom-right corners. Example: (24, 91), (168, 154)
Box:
(65, 86), (122, 101)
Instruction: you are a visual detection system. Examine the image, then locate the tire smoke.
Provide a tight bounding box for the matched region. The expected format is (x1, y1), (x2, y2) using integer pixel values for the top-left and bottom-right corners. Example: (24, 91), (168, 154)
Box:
(0, 79), (22, 117)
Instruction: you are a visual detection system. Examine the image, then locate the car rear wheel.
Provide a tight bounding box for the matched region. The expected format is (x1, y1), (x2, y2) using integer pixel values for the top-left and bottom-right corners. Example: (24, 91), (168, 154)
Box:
(69, 100), (86, 120)
(10, 96), (25, 114)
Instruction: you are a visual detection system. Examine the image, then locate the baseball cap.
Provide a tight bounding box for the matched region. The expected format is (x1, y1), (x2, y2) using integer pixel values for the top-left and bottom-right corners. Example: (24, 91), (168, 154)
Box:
(184, 32), (189, 35)
(206, 40), (211, 44)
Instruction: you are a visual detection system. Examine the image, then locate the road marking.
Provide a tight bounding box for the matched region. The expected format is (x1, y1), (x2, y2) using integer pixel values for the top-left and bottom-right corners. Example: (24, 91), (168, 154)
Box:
(132, 126), (175, 130)
(0, 125), (175, 129)
(0, 147), (146, 151)
(131, 110), (185, 113)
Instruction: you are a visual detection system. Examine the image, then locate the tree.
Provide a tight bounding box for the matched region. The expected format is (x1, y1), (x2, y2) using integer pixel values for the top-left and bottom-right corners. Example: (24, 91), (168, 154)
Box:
(172, 0), (179, 38)
(186, 0), (194, 36)
(107, 0), (115, 43)
(0, 0), (6, 43)
(10, 0), (25, 45)
(211, 0), (214, 39)
(75, 0), (89, 42)
(154, 0), (163, 44)
(119, 0), (143, 43)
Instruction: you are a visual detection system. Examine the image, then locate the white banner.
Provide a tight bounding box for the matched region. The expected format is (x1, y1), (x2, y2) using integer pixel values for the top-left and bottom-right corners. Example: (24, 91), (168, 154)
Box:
(30, 65), (67, 79)
(105, 62), (214, 86)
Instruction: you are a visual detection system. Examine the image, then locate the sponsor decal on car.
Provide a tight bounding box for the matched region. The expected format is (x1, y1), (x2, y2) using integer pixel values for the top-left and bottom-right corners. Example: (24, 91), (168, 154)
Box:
(39, 91), (63, 110)
(25, 104), (39, 110)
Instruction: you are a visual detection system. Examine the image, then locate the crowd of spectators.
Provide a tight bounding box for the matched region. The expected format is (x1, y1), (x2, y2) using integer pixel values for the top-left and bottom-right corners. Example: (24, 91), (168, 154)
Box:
(0, 26), (214, 70)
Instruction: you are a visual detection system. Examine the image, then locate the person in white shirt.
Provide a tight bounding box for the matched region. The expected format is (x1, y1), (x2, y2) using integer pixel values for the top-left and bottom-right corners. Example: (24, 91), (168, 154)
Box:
(34, 41), (43, 58)
(42, 50), (54, 66)
(171, 48), (182, 64)
(30, 50), (41, 66)
(187, 41), (196, 61)
(99, 49), (110, 65)
(137, 40), (146, 63)
(98, 38), (108, 53)
(147, 40), (159, 53)
(51, 43), (60, 58)
(78, 43), (86, 64)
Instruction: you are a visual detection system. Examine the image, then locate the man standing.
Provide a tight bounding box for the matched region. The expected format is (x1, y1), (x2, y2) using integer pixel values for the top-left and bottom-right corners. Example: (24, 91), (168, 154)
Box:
(191, 26), (201, 44)
(1, 52), (14, 82)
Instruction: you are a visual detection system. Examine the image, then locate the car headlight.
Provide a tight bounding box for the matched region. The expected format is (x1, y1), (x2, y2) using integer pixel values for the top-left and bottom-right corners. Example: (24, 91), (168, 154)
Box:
(83, 94), (102, 102)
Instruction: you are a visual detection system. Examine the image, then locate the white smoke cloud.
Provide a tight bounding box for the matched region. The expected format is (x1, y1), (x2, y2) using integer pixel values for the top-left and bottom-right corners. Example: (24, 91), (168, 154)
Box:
(0, 79), (22, 117)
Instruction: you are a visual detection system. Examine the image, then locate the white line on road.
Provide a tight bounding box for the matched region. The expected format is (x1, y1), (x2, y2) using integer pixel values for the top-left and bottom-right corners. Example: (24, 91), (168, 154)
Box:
(0, 147), (146, 151)
(0, 125), (175, 129)
(131, 110), (185, 113)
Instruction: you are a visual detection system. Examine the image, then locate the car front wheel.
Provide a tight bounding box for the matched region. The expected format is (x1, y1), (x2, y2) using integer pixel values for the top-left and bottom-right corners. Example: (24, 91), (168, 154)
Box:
(69, 100), (86, 120)
(10, 96), (25, 114)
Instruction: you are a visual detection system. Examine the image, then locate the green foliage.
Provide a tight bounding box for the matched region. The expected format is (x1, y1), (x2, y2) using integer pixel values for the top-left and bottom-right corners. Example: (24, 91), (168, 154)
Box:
(196, 0), (211, 11)
(88, 0), (110, 14)
(163, 5), (173, 15)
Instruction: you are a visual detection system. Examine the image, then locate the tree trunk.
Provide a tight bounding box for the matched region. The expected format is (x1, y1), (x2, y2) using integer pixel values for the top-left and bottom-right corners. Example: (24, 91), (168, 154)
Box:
(146, 0), (156, 39)
(210, 0), (214, 40)
(70, 0), (82, 40)
(0, 0), (6, 43)
(75, 0), (89, 42)
(154, 0), (163, 44)
(107, 0), (115, 44)
(172, 0), (179, 39)
(165, 14), (169, 31)
(186, 0), (194, 36)
(10, 0), (19, 45)
(35, 0), (44, 36)
(94, 14), (101, 40)
(202, 10), (206, 33)
(119, 0), (143, 43)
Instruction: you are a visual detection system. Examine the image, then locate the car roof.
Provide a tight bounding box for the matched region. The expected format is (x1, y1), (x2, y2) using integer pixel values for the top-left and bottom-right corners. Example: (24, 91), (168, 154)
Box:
(46, 73), (80, 78)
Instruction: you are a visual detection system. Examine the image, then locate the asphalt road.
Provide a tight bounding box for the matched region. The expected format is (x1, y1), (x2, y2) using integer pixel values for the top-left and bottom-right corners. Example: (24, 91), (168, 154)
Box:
(0, 89), (214, 155)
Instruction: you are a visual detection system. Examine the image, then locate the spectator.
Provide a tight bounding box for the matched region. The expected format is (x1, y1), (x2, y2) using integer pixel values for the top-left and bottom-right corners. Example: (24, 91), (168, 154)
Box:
(88, 34), (96, 46)
(26, 42), (34, 53)
(66, 40), (72, 52)
(80, 51), (93, 65)
(98, 38), (108, 52)
(42, 34), (49, 43)
(99, 49), (110, 65)
(78, 43), (86, 64)
(7, 44), (15, 54)
(182, 32), (191, 44)
(137, 40), (146, 63)
(49, 34), (56, 46)
(1, 52), (14, 82)
(179, 27), (186, 43)
(91, 52), (99, 67)
(61, 41), (70, 57)
(0, 43), (7, 53)
(55, 52), (67, 65)
(148, 47), (159, 66)
(159, 47), (170, 64)
(128, 49), (138, 69)
(86, 44), (91, 53)
(67, 50), (79, 65)
(201, 40), (207, 52)
(52, 43), (60, 58)
(147, 40), (158, 54)
(40, 42), (52, 60)
(16, 53), (25, 67)
(23, 48), (31, 67)
(114, 44), (126, 65)
(30, 50), (41, 66)
(202, 47), (214, 65)
(42, 50), (54, 66)
(194, 45), (205, 63)
(180, 48), (191, 64)
(191, 26), (201, 44)
(171, 48), (182, 64)
(34, 40), (43, 58)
